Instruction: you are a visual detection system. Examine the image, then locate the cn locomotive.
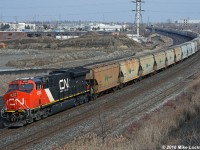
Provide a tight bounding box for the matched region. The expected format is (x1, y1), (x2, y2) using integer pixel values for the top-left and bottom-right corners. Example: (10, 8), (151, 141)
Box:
(1, 67), (91, 127)
(1, 28), (200, 127)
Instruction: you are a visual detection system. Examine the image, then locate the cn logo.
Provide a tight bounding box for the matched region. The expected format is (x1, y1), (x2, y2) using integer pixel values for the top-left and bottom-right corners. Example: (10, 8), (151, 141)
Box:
(59, 79), (69, 90)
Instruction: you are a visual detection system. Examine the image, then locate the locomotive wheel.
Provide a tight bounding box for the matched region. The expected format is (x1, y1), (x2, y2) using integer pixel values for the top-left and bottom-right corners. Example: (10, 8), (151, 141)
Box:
(84, 95), (90, 103)
(133, 79), (137, 83)
(42, 108), (50, 118)
(79, 99), (84, 105)
(27, 117), (34, 124)
(34, 110), (42, 121)
(42, 114), (48, 118)
(74, 99), (80, 106)
(35, 115), (41, 121)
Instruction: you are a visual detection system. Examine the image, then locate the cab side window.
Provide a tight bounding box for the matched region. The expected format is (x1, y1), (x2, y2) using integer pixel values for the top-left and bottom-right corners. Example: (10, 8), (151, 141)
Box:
(36, 82), (42, 90)
(42, 78), (49, 88)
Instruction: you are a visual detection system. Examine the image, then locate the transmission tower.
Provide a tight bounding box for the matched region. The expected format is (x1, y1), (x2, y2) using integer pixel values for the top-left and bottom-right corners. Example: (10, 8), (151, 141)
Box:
(132, 0), (144, 37)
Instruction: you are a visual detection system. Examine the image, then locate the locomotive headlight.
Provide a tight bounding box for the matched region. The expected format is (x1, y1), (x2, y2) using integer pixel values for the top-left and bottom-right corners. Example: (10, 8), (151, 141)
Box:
(14, 92), (17, 97)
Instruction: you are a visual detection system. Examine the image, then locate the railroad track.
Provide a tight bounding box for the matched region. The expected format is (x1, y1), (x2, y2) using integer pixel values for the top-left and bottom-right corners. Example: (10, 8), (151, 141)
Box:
(157, 31), (192, 46)
(0, 48), (200, 150)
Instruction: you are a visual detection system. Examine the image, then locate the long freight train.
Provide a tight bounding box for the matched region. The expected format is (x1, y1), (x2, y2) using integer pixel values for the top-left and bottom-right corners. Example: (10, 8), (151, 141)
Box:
(1, 29), (200, 127)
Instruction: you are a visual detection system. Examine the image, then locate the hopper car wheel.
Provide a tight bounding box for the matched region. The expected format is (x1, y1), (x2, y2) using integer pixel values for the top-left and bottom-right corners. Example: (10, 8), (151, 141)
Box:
(139, 77), (143, 81)
(113, 87), (117, 92)
(92, 94), (98, 100)
(133, 79), (137, 83)
(119, 84), (124, 89)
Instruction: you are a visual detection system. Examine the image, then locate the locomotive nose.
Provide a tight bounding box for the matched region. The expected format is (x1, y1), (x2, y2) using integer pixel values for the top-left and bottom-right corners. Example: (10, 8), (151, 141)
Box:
(8, 98), (17, 110)
(8, 92), (17, 98)
(5, 91), (22, 111)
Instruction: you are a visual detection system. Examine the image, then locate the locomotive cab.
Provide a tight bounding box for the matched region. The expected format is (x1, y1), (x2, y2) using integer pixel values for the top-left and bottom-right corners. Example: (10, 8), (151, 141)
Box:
(1, 78), (44, 126)
(5, 79), (33, 110)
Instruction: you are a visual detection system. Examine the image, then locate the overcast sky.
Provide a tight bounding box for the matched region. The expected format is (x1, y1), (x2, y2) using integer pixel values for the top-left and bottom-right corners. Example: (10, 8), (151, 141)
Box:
(0, 0), (200, 23)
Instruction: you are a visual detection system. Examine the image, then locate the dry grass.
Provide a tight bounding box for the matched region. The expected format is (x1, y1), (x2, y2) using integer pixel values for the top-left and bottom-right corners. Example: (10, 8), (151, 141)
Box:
(60, 77), (200, 150)
(59, 133), (131, 150)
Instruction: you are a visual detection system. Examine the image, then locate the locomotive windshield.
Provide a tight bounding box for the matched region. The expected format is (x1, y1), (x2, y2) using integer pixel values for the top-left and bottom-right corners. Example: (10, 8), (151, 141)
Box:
(8, 84), (34, 93)
(20, 84), (34, 92)
(9, 84), (19, 91)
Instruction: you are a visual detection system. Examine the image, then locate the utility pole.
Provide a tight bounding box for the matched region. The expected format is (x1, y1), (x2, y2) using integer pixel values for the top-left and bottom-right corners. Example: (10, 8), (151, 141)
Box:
(15, 16), (18, 23)
(132, 0), (144, 37)
(0, 15), (2, 23)
(15, 16), (19, 31)
(103, 14), (105, 23)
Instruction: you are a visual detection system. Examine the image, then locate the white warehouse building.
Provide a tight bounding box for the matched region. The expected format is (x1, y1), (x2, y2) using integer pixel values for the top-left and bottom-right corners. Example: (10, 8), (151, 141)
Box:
(176, 18), (200, 24)
(85, 23), (126, 31)
(3, 23), (36, 31)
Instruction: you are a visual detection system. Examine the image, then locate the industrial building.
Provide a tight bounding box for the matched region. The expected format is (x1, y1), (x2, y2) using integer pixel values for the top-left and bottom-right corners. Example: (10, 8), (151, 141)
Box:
(176, 18), (200, 24)
(0, 23), (36, 31)
(85, 23), (126, 32)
